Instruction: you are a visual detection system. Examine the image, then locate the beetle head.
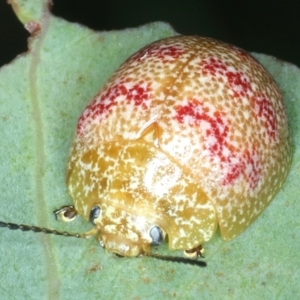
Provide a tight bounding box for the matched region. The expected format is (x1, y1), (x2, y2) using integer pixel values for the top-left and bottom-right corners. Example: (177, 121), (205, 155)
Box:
(89, 203), (165, 256)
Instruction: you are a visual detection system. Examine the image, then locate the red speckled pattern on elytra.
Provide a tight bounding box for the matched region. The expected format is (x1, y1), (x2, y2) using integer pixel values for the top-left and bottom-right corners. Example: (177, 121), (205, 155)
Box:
(174, 99), (261, 189)
(200, 56), (277, 140)
(77, 79), (152, 135)
(70, 36), (291, 240)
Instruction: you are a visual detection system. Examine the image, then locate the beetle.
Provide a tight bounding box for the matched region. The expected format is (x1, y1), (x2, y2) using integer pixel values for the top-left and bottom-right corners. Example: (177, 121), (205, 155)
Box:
(0, 35), (292, 267)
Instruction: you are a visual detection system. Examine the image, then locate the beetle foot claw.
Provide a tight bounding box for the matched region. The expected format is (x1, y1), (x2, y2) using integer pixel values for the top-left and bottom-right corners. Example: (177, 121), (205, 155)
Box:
(184, 245), (205, 259)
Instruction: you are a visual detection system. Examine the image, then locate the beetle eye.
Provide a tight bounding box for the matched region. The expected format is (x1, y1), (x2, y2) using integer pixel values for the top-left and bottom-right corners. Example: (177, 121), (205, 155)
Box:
(89, 205), (101, 224)
(149, 226), (164, 245)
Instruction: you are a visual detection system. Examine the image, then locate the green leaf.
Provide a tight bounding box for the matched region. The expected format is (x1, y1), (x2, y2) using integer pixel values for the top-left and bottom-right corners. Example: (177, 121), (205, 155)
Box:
(0, 2), (299, 299)
(9, 0), (48, 25)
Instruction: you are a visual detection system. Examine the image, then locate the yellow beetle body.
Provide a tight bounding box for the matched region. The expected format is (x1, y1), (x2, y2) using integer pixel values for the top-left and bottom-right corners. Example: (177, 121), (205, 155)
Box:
(67, 36), (291, 257)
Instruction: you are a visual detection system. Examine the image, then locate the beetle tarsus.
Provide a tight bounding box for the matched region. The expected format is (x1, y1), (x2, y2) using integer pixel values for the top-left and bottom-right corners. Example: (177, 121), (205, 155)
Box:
(184, 245), (205, 259)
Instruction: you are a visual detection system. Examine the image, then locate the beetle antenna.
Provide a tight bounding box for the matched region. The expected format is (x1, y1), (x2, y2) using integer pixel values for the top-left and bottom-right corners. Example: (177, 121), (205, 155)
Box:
(143, 252), (207, 267)
(0, 220), (87, 239)
(0, 221), (207, 267)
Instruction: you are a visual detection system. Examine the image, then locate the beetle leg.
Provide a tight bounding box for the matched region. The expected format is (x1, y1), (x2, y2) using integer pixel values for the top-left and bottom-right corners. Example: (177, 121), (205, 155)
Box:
(183, 245), (204, 259)
(53, 205), (78, 222)
(82, 227), (99, 239)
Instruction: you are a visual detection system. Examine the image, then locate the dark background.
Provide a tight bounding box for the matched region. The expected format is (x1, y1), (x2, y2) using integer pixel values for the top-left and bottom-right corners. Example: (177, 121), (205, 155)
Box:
(0, 0), (299, 67)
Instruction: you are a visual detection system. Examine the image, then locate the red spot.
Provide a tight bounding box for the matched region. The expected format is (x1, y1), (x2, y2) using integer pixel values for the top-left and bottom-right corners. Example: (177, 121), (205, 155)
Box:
(222, 148), (261, 189)
(132, 44), (184, 63)
(175, 100), (229, 158)
(126, 83), (151, 109)
(253, 95), (277, 139)
(77, 80), (151, 135)
(201, 57), (227, 77)
(222, 156), (244, 186)
(175, 99), (262, 189)
(200, 56), (276, 140)
(200, 57), (252, 98)
(226, 71), (252, 98)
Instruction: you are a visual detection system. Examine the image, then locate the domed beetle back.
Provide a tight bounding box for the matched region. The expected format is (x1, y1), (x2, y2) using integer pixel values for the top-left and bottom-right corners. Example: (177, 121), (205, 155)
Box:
(67, 35), (291, 257)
